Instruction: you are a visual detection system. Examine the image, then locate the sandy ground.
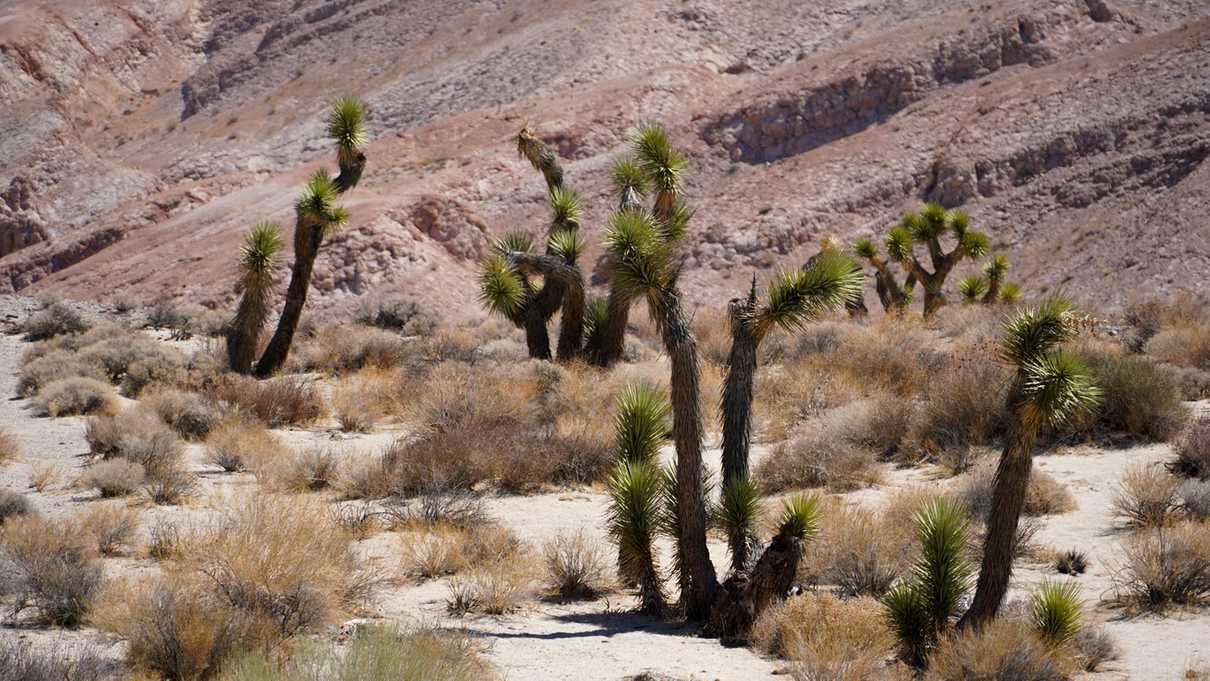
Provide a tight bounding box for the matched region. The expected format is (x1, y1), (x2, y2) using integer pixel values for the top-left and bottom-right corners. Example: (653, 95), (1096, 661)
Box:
(1, 327), (1209, 680)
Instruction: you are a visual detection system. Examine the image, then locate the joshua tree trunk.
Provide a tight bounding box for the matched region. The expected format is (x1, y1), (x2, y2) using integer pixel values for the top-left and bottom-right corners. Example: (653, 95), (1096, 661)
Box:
(523, 298), (553, 361)
(708, 522), (805, 642)
(255, 220), (322, 378)
(227, 288), (269, 374)
(655, 290), (718, 621)
(870, 260), (914, 313)
(507, 252), (584, 362)
(958, 390), (1035, 630)
(720, 297), (757, 490)
(594, 287), (633, 367)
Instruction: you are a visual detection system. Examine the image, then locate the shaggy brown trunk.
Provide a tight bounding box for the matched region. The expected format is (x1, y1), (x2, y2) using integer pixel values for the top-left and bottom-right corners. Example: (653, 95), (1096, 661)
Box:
(524, 299), (553, 361)
(255, 220), (322, 378)
(226, 285), (270, 375)
(921, 283), (946, 317)
(508, 252), (584, 362)
(708, 523), (804, 642)
(656, 290), (718, 621)
(720, 299), (758, 490)
(983, 278), (1002, 304)
(595, 286), (632, 367)
(958, 391), (1036, 630)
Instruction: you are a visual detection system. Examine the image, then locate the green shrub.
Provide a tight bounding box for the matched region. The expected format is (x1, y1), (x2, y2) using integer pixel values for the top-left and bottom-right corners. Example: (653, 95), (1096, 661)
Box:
(1071, 344), (1186, 442)
(1030, 580), (1082, 647)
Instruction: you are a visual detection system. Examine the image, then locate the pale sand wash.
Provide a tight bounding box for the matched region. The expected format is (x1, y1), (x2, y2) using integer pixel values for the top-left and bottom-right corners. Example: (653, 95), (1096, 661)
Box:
(1, 329), (1208, 680)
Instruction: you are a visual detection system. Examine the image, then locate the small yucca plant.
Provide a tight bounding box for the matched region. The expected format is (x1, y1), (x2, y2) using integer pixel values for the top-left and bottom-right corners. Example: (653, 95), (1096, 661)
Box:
(605, 458), (666, 614)
(614, 383), (671, 465)
(1030, 579), (1082, 647)
(227, 222), (282, 374)
(777, 494), (823, 542)
(959, 275), (988, 303)
(714, 479), (762, 571)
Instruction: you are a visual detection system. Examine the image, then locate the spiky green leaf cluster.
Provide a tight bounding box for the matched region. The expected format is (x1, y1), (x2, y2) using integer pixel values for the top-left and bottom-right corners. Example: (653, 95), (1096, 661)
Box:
(240, 222), (282, 280)
(904, 204), (949, 241)
(614, 383), (671, 465)
(612, 157), (648, 205)
(605, 458), (665, 612)
(493, 232), (534, 256)
(1000, 281), (1021, 303)
(1030, 580), (1083, 647)
(983, 254), (1010, 282)
(583, 297), (610, 355)
(327, 96), (367, 152)
(751, 251), (864, 339)
(1019, 351), (1101, 430)
(549, 229), (586, 263)
(548, 187), (582, 229)
(633, 122), (686, 198)
(959, 230), (989, 259)
(959, 275), (988, 303)
(478, 255), (523, 317)
(999, 297), (1075, 365)
(604, 209), (671, 300)
(885, 226), (914, 263)
(714, 479), (762, 543)
(297, 170), (348, 233)
(777, 494), (822, 542)
(852, 236), (878, 261)
(883, 581), (932, 666)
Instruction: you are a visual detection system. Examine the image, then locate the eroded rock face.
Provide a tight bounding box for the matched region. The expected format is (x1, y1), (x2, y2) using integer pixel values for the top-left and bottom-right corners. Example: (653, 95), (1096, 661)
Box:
(0, 177), (48, 258)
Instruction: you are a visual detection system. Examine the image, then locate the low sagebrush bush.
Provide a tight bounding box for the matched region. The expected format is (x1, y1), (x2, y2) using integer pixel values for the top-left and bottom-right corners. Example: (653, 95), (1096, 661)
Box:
(758, 431), (881, 493)
(334, 452), (393, 500)
(290, 325), (405, 373)
(1146, 322), (1210, 370)
(22, 301), (89, 341)
(384, 489), (487, 529)
(542, 530), (612, 600)
(445, 560), (536, 616)
(17, 350), (109, 398)
(1055, 549), (1089, 575)
(256, 448), (337, 493)
(924, 618), (1068, 681)
(1113, 522), (1210, 608)
(905, 356), (1009, 462)
(0, 489), (32, 524)
(401, 524), (522, 580)
(959, 459), (1076, 519)
(0, 514), (101, 626)
(31, 378), (119, 417)
(1073, 624), (1120, 672)
(142, 388), (225, 440)
(79, 503), (139, 556)
(147, 517), (183, 560)
(751, 592), (896, 680)
(800, 500), (915, 597)
(212, 375), (326, 427)
(79, 459), (145, 497)
(331, 373), (389, 432)
(0, 638), (123, 681)
(1171, 416), (1210, 480)
(1113, 464), (1182, 528)
(0, 426), (22, 463)
(1182, 479), (1210, 522)
(354, 294), (437, 334)
(1071, 343), (1187, 442)
(85, 410), (183, 477)
(143, 464), (197, 505)
(204, 417), (286, 472)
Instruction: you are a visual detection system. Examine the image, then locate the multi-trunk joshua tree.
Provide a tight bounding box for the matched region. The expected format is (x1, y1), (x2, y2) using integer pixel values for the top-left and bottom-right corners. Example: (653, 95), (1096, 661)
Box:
(959, 254), (1021, 305)
(226, 222), (282, 374)
(958, 298), (1100, 629)
(252, 97), (368, 377)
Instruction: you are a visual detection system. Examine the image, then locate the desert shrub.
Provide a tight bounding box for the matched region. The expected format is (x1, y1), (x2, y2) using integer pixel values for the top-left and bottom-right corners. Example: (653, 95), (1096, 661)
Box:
(0, 490), (32, 524)
(211, 375), (326, 427)
(143, 464), (197, 505)
(204, 417), (286, 472)
(331, 373), (389, 432)
(820, 396), (915, 462)
(86, 410), (183, 477)
(1113, 522), (1210, 608)
(400, 524), (521, 580)
(80, 460), (145, 497)
(958, 459), (1075, 519)
(142, 388), (225, 440)
(119, 342), (191, 396)
(905, 356), (1009, 464)
(1030, 580), (1082, 647)
(1172, 415), (1210, 480)
(330, 503), (378, 541)
(0, 427), (20, 463)
(0, 638), (123, 681)
(384, 489), (487, 529)
(1147, 323), (1210, 370)
(28, 463), (62, 492)
(1070, 344), (1186, 442)
(22, 301), (89, 341)
(0, 514), (101, 626)
(445, 560), (536, 616)
(217, 625), (490, 681)
(1113, 464), (1181, 528)
(30, 378), (118, 417)
(334, 452), (393, 500)
(255, 448), (337, 493)
(542, 530), (612, 599)
(800, 500), (914, 597)
(290, 325), (406, 373)
(355, 295), (437, 333)
(924, 618), (1067, 681)
(1182, 479), (1210, 522)
(147, 517), (182, 560)
(145, 299), (188, 330)
(1188, 663), (1210, 681)
(1072, 624), (1119, 672)
(79, 503), (139, 556)
(751, 592), (895, 680)
(17, 350), (110, 398)
(758, 432), (881, 493)
(1055, 549), (1089, 575)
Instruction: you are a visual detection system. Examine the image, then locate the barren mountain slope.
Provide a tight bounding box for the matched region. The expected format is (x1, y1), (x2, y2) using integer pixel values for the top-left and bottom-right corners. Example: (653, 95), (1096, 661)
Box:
(0, 0), (1207, 315)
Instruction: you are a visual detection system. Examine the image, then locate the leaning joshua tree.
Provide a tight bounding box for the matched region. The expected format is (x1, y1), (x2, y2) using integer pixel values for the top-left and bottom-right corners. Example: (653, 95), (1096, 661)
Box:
(226, 222), (282, 374)
(718, 251), (863, 570)
(255, 97), (368, 377)
(958, 298), (1100, 630)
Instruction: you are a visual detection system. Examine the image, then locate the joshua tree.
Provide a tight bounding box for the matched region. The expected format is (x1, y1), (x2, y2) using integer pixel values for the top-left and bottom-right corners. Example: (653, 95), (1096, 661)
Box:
(959, 254), (1020, 306)
(718, 252), (863, 571)
(882, 498), (973, 667)
(255, 97), (367, 377)
(888, 203), (989, 316)
(226, 222), (282, 374)
(806, 236), (868, 318)
(981, 254), (1010, 303)
(958, 299), (1100, 630)
(853, 234), (916, 314)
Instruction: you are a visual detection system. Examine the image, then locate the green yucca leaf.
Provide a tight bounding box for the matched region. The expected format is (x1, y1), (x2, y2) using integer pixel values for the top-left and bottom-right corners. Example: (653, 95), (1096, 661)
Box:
(1019, 350), (1101, 430)
(852, 237), (878, 260)
(1030, 579), (1083, 647)
(605, 459), (664, 598)
(548, 186), (582, 229)
(752, 251), (865, 339)
(911, 498), (973, 629)
(948, 210), (970, 239)
(548, 229), (586, 263)
(614, 383), (671, 466)
(1000, 281), (1021, 303)
(493, 232), (535, 256)
(885, 226), (914, 263)
(324, 205), (350, 235)
(999, 297), (1075, 366)
(612, 156), (648, 206)
(960, 230), (989, 259)
(240, 222), (282, 278)
(959, 275), (987, 303)
(658, 200), (694, 244)
(777, 494), (822, 542)
(983, 254), (1010, 281)
(297, 170), (340, 217)
(633, 123), (686, 196)
(478, 255), (524, 317)
(604, 209), (670, 298)
(327, 96), (368, 152)
(910, 203), (949, 241)
(882, 581), (931, 666)
(714, 479), (762, 538)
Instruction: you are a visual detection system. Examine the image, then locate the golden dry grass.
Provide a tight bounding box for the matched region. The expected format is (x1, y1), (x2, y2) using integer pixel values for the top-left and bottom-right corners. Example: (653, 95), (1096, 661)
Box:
(751, 592), (898, 680)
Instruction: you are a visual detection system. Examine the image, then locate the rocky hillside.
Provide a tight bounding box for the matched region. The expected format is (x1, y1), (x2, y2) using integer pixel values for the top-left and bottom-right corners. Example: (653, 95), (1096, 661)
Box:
(1, 0), (1207, 316)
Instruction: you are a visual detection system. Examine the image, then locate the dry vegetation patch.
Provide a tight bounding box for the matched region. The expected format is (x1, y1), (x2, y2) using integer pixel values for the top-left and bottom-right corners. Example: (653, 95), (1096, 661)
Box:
(924, 618), (1071, 681)
(1113, 464), (1182, 528)
(0, 514), (101, 626)
(31, 377), (119, 417)
(0, 426), (20, 463)
(205, 416), (287, 472)
(211, 375), (326, 427)
(751, 592), (898, 680)
(1112, 521), (1210, 609)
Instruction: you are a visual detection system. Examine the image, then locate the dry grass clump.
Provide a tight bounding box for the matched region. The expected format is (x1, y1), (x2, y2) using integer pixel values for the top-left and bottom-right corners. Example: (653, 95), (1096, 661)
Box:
(1171, 415), (1210, 480)
(959, 459), (1076, 519)
(30, 377), (119, 417)
(401, 523), (525, 581)
(1147, 322), (1210, 370)
(17, 350), (110, 398)
(0, 514), (101, 626)
(751, 592), (896, 680)
(924, 618), (1069, 681)
(903, 355), (1009, 466)
(0, 489), (32, 524)
(758, 430), (882, 493)
(146, 516), (183, 560)
(255, 448), (337, 493)
(542, 530), (613, 600)
(800, 498), (916, 596)
(143, 464), (197, 505)
(204, 417), (287, 473)
(1069, 342), (1187, 442)
(334, 451), (393, 500)
(211, 375), (326, 427)
(18, 323), (190, 398)
(0, 426), (19, 463)
(1112, 522), (1210, 609)
(28, 462), (63, 492)
(79, 503), (140, 556)
(289, 324), (406, 373)
(1072, 624), (1120, 672)
(355, 294), (437, 333)
(445, 560), (537, 616)
(0, 638), (124, 681)
(1112, 464), (1182, 528)
(331, 369), (396, 432)
(86, 410), (183, 475)
(217, 625), (491, 681)
(1182, 479), (1210, 522)
(1054, 549), (1089, 575)
(21, 301), (89, 341)
(79, 459), (145, 497)
(142, 387), (225, 440)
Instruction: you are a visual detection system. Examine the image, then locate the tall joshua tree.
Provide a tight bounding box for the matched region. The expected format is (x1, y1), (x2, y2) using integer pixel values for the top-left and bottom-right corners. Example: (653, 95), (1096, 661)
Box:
(958, 298), (1100, 630)
(226, 222), (282, 374)
(853, 233), (916, 314)
(887, 203), (989, 317)
(256, 97), (367, 377)
(718, 251), (863, 571)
